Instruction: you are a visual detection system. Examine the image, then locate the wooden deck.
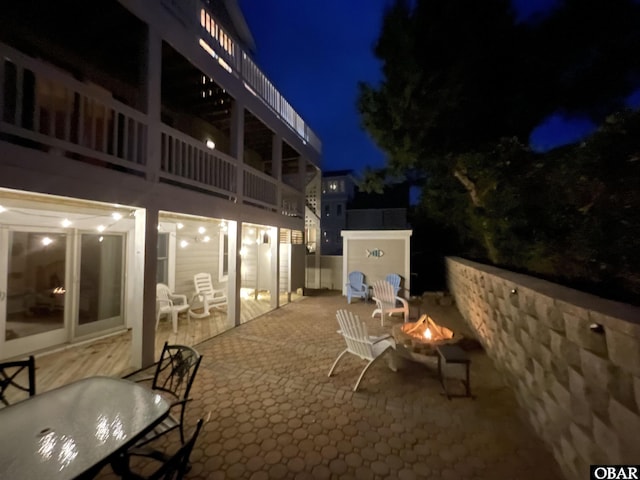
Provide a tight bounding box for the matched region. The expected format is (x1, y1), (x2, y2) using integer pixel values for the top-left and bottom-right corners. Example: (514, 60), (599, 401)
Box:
(5, 292), (301, 401)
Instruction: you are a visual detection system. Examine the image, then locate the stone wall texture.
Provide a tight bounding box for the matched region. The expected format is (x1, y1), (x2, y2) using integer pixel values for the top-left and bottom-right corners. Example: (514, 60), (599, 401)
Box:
(446, 257), (640, 480)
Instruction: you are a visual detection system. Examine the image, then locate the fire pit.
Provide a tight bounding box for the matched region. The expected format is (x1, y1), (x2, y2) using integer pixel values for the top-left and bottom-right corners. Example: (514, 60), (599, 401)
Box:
(392, 314), (460, 358)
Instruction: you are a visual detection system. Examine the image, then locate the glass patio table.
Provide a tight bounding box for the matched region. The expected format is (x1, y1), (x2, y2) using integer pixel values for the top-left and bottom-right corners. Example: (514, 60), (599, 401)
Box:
(0, 376), (170, 480)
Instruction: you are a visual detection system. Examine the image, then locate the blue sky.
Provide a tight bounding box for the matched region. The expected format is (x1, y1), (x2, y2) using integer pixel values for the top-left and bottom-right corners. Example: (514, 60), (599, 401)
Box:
(239, 0), (637, 172)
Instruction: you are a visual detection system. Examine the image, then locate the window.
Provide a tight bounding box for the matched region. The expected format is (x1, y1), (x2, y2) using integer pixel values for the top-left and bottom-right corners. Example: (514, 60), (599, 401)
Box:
(329, 181), (338, 191)
(219, 232), (229, 281)
(157, 233), (169, 284)
(324, 204), (330, 216)
(336, 204), (342, 216)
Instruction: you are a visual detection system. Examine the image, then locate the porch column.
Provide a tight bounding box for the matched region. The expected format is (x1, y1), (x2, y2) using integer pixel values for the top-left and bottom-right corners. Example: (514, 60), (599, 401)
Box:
(230, 100), (244, 205)
(227, 220), (242, 327)
(142, 26), (162, 183)
(132, 207), (158, 369)
(270, 226), (280, 309)
(272, 134), (282, 212)
(298, 156), (307, 215)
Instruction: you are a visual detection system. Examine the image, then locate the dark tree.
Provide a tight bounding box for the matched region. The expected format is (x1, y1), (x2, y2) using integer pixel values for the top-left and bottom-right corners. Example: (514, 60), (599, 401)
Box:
(358, 0), (640, 299)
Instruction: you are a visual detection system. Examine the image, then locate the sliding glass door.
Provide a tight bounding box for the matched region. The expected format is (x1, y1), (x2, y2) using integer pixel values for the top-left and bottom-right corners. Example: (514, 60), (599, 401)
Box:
(0, 228), (68, 358)
(75, 233), (125, 336)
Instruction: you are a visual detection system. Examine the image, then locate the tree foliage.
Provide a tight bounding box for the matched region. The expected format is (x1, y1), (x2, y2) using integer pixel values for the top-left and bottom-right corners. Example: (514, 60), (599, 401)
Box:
(358, 0), (640, 301)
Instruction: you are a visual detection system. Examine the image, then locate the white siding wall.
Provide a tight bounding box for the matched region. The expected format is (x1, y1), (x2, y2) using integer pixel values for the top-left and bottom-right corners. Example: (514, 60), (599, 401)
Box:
(174, 218), (222, 298)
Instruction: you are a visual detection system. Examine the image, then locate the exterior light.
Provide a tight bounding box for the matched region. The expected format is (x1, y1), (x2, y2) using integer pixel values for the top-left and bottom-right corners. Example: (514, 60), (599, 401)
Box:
(205, 139), (215, 150)
(41, 237), (53, 246)
(0, 205), (5, 213)
(97, 225), (106, 232)
(177, 223), (184, 230)
(198, 226), (206, 234)
(112, 212), (123, 221)
(61, 219), (72, 227)
(180, 240), (189, 248)
(202, 236), (211, 243)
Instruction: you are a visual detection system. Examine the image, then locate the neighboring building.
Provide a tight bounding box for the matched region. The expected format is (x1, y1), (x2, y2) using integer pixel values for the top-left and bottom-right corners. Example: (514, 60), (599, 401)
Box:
(320, 171), (410, 255)
(319, 170), (357, 255)
(0, 0), (322, 367)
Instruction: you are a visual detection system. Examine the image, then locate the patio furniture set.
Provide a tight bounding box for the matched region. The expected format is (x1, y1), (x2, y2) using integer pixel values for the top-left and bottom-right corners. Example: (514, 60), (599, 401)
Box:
(335, 271), (473, 397)
(0, 342), (205, 479)
(156, 272), (228, 334)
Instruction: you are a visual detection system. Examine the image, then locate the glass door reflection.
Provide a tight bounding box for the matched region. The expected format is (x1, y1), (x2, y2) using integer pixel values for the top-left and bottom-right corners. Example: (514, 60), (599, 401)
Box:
(76, 233), (124, 336)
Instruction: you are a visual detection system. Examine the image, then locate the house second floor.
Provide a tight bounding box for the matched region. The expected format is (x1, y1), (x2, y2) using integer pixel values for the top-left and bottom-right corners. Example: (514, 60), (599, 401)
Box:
(0, 0), (322, 222)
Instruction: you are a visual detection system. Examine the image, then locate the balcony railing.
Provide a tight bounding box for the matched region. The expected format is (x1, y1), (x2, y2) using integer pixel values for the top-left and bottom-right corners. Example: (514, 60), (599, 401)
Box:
(0, 42), (294, 214)
(197, 2), (322, 155)
(0, 44), (147, 175)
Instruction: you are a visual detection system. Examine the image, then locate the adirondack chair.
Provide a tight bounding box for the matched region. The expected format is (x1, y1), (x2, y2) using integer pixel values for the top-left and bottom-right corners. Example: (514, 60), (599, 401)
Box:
(156, 283), (190, 333)
(345, 271), (368, 304)
(190, 273), (228, 319)
(328, 309), (397, 391)
(371, 280), (409, 326)
(385, 274), (402, 296)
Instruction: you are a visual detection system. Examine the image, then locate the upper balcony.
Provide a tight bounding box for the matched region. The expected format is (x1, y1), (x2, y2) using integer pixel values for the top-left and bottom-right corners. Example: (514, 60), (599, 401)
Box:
(0, 0), (320, 219)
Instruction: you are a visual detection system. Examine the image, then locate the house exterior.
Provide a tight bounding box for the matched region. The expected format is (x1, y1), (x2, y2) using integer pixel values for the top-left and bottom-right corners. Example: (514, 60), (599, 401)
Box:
(0, 0), (321, 367)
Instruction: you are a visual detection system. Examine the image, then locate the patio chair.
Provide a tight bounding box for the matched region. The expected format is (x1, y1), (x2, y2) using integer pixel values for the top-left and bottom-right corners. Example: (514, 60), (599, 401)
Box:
(190, 273), (228, 319)
(133, 342), (202, 448)
(118, 418), (204, 480)
(0, 356), (36, 406)
(385, 274), (402, 296)
(345, 271), (368, 304)
(328, 309), (396, 392)
(371, 280), (409, 326)
(156, 284), (189, 334)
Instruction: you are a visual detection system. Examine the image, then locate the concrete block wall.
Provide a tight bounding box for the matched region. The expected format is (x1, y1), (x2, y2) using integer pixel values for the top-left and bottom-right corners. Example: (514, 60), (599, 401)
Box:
(446, 257), (640, 480)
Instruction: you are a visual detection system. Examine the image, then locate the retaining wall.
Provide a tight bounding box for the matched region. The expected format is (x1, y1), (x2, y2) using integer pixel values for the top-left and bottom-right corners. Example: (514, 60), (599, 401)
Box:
(446, 257), (640, 480)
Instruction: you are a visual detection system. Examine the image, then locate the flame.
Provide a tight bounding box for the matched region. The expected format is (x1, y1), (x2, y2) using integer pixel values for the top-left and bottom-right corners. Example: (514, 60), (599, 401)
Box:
(424, 328), (432, 340)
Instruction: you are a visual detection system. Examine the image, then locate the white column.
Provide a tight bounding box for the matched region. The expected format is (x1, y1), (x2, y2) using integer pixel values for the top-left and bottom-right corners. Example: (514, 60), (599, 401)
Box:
(270, 227), (280, 309)
(230, 100), (244, 205)
(272, 134), (282, 212)
(132, 207), (158, 369)
(143, 27), (162, 183)
(227, 220), (242, 326)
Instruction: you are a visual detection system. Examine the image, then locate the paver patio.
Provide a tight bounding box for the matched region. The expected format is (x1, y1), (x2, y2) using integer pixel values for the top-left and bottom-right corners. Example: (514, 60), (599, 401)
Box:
(101, 290), (564, 480)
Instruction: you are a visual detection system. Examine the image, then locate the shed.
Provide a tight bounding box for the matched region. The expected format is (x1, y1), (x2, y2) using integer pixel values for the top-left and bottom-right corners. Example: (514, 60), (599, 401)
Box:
(341, 230), (412, 297)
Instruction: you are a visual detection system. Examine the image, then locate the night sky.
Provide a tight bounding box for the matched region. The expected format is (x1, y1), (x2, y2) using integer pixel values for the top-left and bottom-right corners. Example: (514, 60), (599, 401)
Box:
(239, 0), (638, 173)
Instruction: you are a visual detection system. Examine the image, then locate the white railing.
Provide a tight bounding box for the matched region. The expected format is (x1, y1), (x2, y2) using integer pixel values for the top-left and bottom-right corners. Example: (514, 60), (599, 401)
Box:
(196, 2), (322, 155)
(159, 126), (237, 198)
(282, 184), (304, 218)
(0, 40), (309, 217)
(0, 43), (147, 173)
(243, 167), (277, 210)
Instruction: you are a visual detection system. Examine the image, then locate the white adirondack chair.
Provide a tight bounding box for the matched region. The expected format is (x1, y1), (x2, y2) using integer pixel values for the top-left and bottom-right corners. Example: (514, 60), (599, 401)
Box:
(328, 309), (397, 392)
(190, 273), (228, 319)
(156, 283), (189, 333)
(371, 280), (409, 326)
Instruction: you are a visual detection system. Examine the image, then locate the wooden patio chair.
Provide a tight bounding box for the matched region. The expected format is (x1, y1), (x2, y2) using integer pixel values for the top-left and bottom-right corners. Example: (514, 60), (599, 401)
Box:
(345, 271), (368, 304)
(328, 309), (396, 392)
(385, 274), (402, 296)
(371, 280), (409, 326)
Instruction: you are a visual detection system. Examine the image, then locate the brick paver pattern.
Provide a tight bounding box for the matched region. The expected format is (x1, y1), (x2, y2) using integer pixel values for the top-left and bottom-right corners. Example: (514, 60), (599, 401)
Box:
(101, 291), (564, 480)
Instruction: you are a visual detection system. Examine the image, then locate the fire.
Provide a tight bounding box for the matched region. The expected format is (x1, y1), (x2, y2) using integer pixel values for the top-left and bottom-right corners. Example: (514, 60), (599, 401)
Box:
(401, 315), (454, 344)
